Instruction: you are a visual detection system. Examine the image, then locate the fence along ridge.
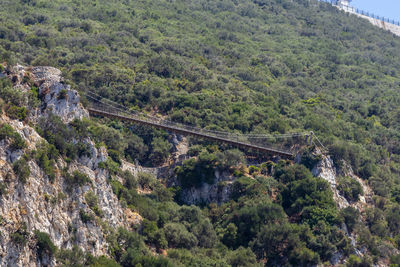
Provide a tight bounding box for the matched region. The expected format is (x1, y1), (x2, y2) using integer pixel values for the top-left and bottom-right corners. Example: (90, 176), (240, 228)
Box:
(317, 0), (400, 26)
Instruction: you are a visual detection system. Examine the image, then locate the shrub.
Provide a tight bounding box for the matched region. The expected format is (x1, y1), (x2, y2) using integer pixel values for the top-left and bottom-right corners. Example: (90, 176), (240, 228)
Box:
(231, 176), (255, 200)
(300, 149), (322, 170)
(33, 144), (57, 182)
(137, 172), (156, 190)
(76, 142), (92, 158)
(57, 89), (68, 100)
(337, 176), (363, 202)
(22, 74), (33, 85)
(11, 223), (29, 246)
(64, 170), (91, 192)
(6, 105), (28, 121)
(98, 158), (120, 175)
(339, 207), (360, 233)
(85, 191), (103, 217)
(122, 170), (137, 190)
(34, 230), (57, 259)
(149, 137), (171, 165)
(217, 149), (245, 169)
(0, 123), (14, 140)
(0, 182), (7, 196)
(164, 223), (198, 249)
(85, 191), (98, 208)
(79, 209), (94, 224)
(0, 123), (26, 150)
(108, 149), (122, 165)
(228, 247), (261, 267)
(175, 152), (217, 189)
(71, 171), (91, 186)
(10, 132), (26, 150)
(0, 79), (25, 106)
(248, 165), (260, 175)
(38, 115), (78, 159)
(13, 157), (30, 184)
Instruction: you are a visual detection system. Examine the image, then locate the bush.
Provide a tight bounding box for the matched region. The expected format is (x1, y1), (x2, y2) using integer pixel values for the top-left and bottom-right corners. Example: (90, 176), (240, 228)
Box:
(0, 182), (7, 196)
(108, 149), (122, 165)
(175, 152), (216, 188)
(34, 231), (57, 259)
(33, 144), (57, 182)
(11, 223), (29, 246)
(79, 209), (94, 224)
(122, 170), (137, 190)
(149, 137), (171, 165)
(10, 132), (26, 150)
(339, 207), (360, 233)
(57, 245), (121, 266)
(137, 172), (156, 190)
(0, 79), (25, 106)
(0, 123), (14, 140)
(0, 123), (26, 150)
(64, 170), (91, 192)
(337, 176), (363, 202)
(300, 149), (322, 170)
(13, 157), (30, 184)
(6, 105), (28, 121)
(102, 158), (120, 175)
(231, 176), (255, 201)
(71, 171), (91, 186)
(57, 89), (68, 100)
(164, 223), (198, 249)
(227, 247), (262, 267)
(85, 191), (103, 217)
(217, 149), (245, 169)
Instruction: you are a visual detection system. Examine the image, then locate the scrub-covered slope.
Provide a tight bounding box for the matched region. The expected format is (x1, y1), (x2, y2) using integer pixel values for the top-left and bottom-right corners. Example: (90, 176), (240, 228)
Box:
(1, 0), (400, 266)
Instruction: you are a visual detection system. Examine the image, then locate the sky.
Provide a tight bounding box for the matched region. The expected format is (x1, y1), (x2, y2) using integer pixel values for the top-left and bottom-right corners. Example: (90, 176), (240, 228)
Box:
(351, 0), (400, 22)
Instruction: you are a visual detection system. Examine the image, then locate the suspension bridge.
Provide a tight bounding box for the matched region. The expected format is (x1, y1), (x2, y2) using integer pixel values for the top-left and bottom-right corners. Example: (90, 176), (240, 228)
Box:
(84, 91), (318, 159)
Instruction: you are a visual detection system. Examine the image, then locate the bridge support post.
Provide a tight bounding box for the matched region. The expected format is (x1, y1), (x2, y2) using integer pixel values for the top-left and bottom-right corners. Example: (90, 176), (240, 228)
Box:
(308, 131), (314, 146)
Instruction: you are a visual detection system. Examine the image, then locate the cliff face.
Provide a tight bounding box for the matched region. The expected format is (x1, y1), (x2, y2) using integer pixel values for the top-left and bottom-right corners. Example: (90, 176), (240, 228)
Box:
(311, 150), (396, 266)
(0, 66), (140, 267)
(312, 151), (373, 211)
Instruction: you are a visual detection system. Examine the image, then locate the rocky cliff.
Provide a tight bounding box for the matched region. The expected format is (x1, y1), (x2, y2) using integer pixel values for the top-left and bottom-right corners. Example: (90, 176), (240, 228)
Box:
(0, 65), (141, 267)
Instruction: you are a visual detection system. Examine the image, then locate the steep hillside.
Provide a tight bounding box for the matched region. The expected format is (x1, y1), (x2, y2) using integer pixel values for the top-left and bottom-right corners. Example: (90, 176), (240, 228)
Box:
(1, 0), (400, 266)
(0, 66), (142, 266)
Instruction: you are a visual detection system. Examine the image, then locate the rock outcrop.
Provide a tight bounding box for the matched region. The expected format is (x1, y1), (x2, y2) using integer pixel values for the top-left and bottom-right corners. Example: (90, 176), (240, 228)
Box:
(0, 66), (141, 267)
(177, 169), (234, 205)
(312, 150), (373, 211)
(30, 66), (89, 123)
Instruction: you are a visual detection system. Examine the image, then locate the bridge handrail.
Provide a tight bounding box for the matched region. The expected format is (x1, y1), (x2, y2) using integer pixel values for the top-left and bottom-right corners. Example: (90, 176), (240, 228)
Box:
(84, 91), (309, 140)
(87, 106), (294, 157)
(83, 91), (311, 157)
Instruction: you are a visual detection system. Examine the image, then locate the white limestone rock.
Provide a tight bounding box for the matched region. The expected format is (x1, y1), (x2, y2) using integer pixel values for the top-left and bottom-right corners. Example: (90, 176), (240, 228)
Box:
(30, 66), (89, 123)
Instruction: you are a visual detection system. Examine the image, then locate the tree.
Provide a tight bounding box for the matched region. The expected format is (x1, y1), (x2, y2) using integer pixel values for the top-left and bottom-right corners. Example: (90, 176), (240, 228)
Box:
(149, 137), (171, 165)
(337, 176), (363, 202)
(163, 223), (198, 249)
(339, 207), (360, 233)
(34, 231), (57, 260)
(250, 223), (319, 265)
(227, 247), (261, 267)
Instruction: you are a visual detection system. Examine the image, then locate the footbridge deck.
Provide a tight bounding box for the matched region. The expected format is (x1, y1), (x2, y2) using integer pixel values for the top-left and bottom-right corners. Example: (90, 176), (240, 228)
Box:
(87, 107), (295, 158)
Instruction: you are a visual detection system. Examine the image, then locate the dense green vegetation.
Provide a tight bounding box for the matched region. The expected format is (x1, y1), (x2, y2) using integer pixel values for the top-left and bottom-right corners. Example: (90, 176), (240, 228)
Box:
(1, 0), (400, 265)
